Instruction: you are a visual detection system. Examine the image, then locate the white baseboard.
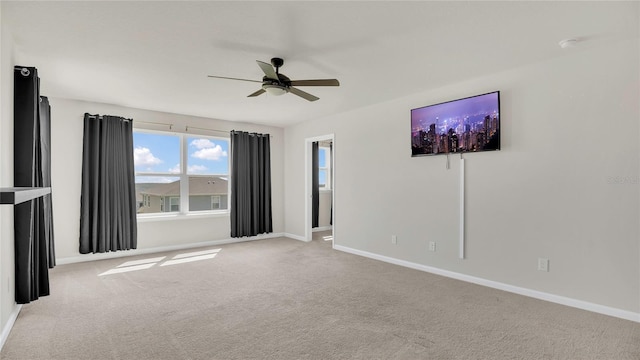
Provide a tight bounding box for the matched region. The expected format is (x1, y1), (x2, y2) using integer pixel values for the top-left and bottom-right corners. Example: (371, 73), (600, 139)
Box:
(1, 304), (22, 351)
(285, 233), (310, 242)
(57, 232), (286, 265)
(312, 226), (332, 232)
(333, 244), (640, 324)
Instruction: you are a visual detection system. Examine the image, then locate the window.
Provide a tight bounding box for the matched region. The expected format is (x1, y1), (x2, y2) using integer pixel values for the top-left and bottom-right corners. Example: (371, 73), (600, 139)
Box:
(187, 136), (229, 212)
(133, 129), (230, 216)
(169, 197), (179, 212)
(211, 195), (221, 210)
(318, 146), (331, 189)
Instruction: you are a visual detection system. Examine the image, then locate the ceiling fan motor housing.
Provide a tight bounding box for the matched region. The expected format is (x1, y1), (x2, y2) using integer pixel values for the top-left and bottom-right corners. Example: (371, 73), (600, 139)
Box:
(263, 73), (290, 85)
(271, 57), (284, 69)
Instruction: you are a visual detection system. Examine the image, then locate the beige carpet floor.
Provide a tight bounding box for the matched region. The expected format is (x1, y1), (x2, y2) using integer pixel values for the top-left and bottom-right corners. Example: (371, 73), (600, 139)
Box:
(1, 231), (638, 359)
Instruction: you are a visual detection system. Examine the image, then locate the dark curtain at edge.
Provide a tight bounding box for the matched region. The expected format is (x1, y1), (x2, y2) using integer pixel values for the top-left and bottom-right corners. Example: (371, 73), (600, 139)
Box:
(230, 130), (273, 238)
(39, 96), (55, 267)
(79, 113), (137, 254)
(312, 142), (319, 228)
(14, 66), (54, 304)
(330, 142), (332, 226)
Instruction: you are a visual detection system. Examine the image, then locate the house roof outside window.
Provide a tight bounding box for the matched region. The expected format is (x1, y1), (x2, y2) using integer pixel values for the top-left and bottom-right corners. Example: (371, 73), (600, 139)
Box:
(140, 176), (228, 197)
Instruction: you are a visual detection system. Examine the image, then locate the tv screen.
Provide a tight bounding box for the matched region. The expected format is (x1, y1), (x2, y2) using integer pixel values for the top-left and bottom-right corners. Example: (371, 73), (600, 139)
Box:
(411, 91), (500, 156)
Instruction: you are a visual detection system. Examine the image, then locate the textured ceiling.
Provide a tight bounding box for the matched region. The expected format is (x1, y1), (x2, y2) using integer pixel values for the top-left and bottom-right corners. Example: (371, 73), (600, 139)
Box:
(4, 1), (638, 127)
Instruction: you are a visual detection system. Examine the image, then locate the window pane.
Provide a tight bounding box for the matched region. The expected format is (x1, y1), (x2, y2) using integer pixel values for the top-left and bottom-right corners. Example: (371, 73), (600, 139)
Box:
(169, 197), (180, 212)
(319, 170), (327, 187)
(135, 176), (180, 214)
(133, 132), (180, 174)
(187, 137), (229, 175)
(212, 196), (221, 209)
(318, 148), (327, 168)
(188, 176), (228, 211)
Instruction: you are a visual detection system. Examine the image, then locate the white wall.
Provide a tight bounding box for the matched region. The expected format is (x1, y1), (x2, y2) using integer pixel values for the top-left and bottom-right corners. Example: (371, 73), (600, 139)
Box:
(284, 39), (640, 314)
(0, 2), (18, 342)
(50, 98), (284, 259)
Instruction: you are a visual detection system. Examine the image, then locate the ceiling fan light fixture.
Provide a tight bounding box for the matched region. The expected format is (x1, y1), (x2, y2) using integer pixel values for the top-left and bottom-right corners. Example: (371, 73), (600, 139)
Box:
(263, 84), (288, 96)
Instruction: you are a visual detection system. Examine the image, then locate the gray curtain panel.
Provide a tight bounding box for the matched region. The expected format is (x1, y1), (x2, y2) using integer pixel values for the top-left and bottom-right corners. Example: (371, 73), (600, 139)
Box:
(79, 113), (137, 254)
(230, 130), (273, 238)
(13, 66), (54, 304)
(312, 141), (319, 228)
(39, 96), (56, 267)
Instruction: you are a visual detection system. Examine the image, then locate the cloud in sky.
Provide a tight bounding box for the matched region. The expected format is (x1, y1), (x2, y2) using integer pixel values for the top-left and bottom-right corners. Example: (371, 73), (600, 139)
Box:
(168, 164), (180, 174)
(134, 147), (162, 167)
(192, 147), (227, 161)
(190, 139), (216, 149)
(190, 139), (228, 161)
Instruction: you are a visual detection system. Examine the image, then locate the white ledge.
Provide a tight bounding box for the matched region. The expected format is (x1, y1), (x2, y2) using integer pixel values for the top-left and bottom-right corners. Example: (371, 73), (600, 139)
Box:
(0, 187), (51, 205)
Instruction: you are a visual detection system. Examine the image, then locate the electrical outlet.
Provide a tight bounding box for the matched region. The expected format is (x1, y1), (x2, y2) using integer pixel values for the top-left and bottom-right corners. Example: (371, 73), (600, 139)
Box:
(428, 241), (436, 252)
(538, 258), (549, 272)
(391, 235), (397, 245)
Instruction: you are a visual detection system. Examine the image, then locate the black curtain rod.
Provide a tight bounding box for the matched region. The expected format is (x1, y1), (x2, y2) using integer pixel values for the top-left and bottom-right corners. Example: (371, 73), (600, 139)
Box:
(14, 66), (33, 77)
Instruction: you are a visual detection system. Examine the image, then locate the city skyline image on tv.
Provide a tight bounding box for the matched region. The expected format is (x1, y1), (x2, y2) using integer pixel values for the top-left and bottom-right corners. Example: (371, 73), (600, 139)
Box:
(411, 91), (500, 157)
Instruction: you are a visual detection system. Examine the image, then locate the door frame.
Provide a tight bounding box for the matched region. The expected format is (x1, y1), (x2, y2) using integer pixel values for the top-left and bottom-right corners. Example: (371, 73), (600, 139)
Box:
(305, 134), (335, 242)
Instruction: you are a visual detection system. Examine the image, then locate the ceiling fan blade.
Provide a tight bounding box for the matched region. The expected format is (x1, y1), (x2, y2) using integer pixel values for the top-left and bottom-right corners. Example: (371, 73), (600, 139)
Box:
(207, 75), (261, 83)
(247, 89), (266, 97)
(289, 87), (319, 102)
(256, 60), (278, 80)
(289, 79), (340, 87)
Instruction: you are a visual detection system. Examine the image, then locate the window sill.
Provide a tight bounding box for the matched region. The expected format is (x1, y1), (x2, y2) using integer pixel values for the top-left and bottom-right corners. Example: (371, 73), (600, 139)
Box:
(137, 211), (230, 222)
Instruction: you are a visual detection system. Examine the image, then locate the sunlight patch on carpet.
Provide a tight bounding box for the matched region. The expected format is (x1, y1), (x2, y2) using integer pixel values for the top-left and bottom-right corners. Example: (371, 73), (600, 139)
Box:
(117, 256), (166, 268)
(161, 253), (217, 266)
(99, 263), (155, 276)
(172, 248), (221, 259)
(98, 248), (222, 275)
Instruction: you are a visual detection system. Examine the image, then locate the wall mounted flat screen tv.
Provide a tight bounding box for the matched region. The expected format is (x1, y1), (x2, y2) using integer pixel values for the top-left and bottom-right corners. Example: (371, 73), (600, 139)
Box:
(411, 91), (500, 157)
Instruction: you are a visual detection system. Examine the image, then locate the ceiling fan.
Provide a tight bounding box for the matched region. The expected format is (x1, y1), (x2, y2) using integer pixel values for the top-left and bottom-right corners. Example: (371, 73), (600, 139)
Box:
(207, 57), (339, 102)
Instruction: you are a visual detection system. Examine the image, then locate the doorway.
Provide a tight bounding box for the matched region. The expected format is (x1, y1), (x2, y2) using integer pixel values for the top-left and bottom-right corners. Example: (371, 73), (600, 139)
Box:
(305, 134), (335, 244)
